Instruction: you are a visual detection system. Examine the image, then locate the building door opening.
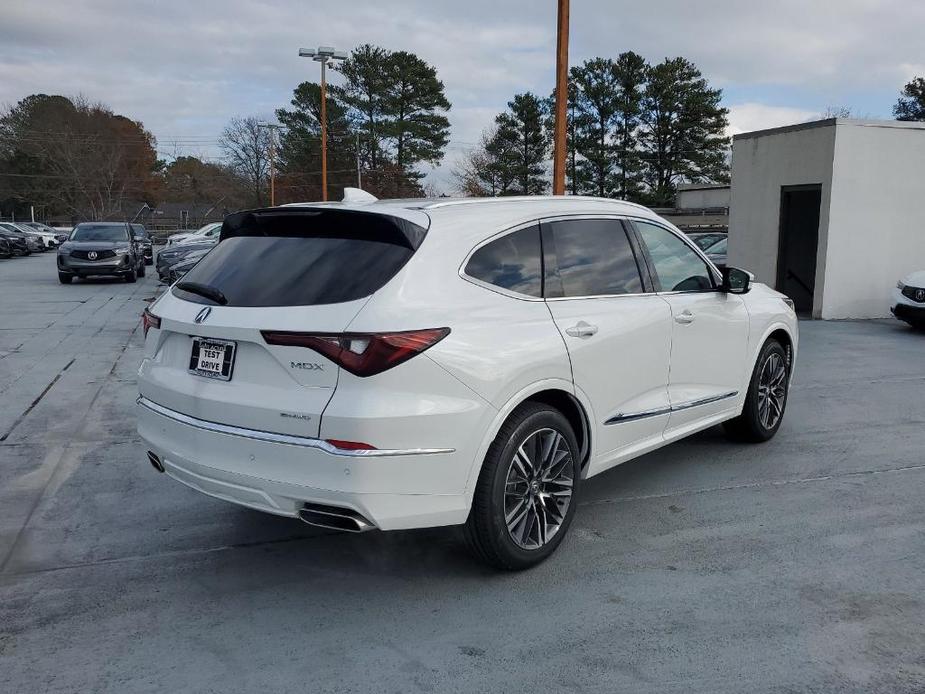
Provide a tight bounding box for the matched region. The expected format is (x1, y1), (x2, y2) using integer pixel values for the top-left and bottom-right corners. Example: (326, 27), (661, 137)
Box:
(777, 185), (821, 314)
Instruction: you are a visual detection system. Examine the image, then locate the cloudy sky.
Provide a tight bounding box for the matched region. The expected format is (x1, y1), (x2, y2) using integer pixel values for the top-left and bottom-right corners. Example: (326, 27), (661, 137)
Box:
(1, 0), (921, 191)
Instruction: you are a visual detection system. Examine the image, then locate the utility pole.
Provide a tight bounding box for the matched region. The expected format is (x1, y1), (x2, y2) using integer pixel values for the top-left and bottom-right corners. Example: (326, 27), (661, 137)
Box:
(552, 0), (570, 196)
(299, 46), (348, 201)
(356, 133), (362, 188)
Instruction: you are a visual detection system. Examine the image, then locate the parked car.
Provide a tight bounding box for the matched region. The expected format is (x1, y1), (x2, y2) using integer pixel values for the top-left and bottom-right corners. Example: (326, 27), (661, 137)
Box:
(137, 195), (798, 570)
(131, 224), (154, 265)
(0, 223), (40, 253)
(57, 222), (145, 283)
(9, 222), (54, 250)
(892, 271), (925, 329)
(687, 231), (727, 251)
(20, 222), (62, 248)
(0, 228), (30, 255)
(703, 236), (727, 267)
(165, 251), (210, 283)
(156, 240), (216, 281)
(0, 236), (11, 259)
(165, 222), (222, 247)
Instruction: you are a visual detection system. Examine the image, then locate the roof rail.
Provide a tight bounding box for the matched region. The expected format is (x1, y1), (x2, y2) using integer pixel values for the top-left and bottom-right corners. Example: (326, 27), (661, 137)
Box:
(419, 195), (650, 212)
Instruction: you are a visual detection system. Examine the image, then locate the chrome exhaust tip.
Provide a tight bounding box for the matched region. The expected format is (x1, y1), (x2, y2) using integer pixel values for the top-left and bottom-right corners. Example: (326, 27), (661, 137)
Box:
(147, 451), (165, 473)
(298, 503), (375, 533)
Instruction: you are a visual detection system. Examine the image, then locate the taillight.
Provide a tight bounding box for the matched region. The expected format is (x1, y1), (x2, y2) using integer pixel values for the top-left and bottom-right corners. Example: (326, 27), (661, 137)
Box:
(261, 328), (450, 377)
(142, 308), (161, 337)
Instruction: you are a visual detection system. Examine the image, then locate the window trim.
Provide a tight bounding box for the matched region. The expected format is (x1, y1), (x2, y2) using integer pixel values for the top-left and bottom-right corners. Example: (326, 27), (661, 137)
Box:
(459, 212), (722, 302)
(458, 221), (546, 302)
(626, 217), (723, 294)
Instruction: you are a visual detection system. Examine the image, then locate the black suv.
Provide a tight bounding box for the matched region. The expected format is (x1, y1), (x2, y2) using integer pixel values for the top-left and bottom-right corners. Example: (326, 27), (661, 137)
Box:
(131, 224), (154, 265)
(57, 222), (146, 283)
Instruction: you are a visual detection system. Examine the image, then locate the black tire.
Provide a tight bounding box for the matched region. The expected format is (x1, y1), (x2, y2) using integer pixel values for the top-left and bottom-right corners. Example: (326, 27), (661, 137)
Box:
(138, 262), (146, 278)
(58, 272), (73, 284)
(464, 403), (581, 570)
(145, 258), (153, 266)
(124, 268), (137, 283)
(724, 339), (790, 442)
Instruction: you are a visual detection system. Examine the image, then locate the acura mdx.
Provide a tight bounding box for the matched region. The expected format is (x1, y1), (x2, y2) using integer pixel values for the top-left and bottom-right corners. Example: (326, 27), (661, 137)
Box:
(137, 194), (798, 569)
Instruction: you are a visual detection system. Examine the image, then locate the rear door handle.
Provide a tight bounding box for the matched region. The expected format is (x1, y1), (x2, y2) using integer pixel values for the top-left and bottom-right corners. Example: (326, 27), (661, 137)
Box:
(565, 321), (598, 338)
(675, 310), (695, 324)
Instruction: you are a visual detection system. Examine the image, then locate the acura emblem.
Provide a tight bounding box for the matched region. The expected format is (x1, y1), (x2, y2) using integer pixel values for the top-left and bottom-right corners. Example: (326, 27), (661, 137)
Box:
(917, 289), (925, 302)
(194, 307), (212, 324)
(87, 251), (98, 260)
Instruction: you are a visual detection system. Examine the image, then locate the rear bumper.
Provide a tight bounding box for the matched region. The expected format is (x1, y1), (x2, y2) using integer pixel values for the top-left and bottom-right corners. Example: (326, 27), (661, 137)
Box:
(136, 397), (471, 530)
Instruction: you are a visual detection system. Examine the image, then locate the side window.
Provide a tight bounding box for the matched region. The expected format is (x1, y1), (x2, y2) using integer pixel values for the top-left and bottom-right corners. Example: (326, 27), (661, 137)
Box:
(635, 221), (715, 292)
(545, 219), (643, 297)
(464, 225), (543, 297)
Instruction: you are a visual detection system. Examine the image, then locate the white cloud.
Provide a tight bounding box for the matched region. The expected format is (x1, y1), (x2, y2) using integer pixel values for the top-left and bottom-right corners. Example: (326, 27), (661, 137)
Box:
(726, 103), (820, 137)
(1, 0), (921, 190)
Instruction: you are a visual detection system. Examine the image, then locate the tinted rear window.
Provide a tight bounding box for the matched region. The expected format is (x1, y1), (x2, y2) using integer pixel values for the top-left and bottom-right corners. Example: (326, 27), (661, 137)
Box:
(172, 209), (425, 307)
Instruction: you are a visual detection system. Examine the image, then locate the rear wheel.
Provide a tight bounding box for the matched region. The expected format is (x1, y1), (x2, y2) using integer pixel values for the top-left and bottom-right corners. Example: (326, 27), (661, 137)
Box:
(58, 272), (73, 284)
(465, 403), (580, 570)
(138, 261), (146, 278)
(724, 339), (790, 442)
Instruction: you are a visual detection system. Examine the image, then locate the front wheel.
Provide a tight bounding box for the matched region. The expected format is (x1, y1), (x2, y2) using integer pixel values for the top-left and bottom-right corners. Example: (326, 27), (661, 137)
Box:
(58, 272), (73, 284)
(124, 267), (137, 283)
(137, 262), (146, 278)
(725, 339), (790, 442)
(465, 403), (580, 570)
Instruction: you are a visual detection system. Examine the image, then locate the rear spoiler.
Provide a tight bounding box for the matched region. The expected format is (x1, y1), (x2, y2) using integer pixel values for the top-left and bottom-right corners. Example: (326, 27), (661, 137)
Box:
(220, 207), (428, 251)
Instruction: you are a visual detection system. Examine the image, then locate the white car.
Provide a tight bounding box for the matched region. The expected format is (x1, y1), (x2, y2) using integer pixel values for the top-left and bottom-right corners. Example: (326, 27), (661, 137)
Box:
(892, 271), (925, 329)
(138, 194), (798, 569)
(166, 222), (222, 247)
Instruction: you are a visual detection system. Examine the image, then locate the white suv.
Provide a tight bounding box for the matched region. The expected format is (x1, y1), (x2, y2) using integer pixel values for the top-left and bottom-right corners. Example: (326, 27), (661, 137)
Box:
(137, 195), (798, 569)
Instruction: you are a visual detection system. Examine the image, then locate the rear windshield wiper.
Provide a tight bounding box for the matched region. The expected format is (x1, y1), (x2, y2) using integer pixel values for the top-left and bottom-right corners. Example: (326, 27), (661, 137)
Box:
(176, 281), (228, 305)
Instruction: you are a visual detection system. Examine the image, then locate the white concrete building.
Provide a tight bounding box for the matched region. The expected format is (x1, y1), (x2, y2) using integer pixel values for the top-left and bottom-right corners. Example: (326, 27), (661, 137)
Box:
(728, 118), (925, 318)
(676, 183), (730, 210)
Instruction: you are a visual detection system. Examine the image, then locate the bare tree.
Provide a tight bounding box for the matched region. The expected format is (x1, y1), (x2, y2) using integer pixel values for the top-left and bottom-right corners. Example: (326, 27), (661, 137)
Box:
(219, 116), (271, 207)
(452, 127), (505, 197)
(822, 105), (853, 118)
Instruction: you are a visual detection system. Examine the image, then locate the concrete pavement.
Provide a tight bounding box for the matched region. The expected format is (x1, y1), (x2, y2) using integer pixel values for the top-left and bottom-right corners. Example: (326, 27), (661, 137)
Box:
(1, 252), (924, 692)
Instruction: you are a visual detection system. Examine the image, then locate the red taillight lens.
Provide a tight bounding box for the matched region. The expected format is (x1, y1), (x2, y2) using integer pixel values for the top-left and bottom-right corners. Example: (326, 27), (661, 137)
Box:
(262, 327), (450, 377)
(142, 308), (161, 337)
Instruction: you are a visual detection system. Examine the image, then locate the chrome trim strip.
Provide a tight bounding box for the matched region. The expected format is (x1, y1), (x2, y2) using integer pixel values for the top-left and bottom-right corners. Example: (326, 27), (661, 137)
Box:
(136, 396), (455, 457)
(671, 390), (739, 412)
(604, 406), (671, 425)
(604, 390), (738, 425)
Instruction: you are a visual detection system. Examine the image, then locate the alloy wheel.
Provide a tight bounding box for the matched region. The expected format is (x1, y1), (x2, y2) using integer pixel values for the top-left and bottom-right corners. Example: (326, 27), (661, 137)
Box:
(504, 428), (574, 550)
(757, 351), (787, 429)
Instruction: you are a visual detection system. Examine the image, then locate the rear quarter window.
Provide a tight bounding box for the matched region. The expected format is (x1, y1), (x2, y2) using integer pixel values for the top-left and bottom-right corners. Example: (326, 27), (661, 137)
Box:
(464, 225), (542, 297)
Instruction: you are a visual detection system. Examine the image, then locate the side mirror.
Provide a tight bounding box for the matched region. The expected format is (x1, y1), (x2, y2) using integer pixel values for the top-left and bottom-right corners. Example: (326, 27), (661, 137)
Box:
(722, 266), (751, 294)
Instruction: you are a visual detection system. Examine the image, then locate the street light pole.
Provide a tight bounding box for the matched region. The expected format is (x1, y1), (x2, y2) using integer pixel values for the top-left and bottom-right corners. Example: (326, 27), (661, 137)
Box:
(552, 0), (570, 196)
(299, 46), (348, 201)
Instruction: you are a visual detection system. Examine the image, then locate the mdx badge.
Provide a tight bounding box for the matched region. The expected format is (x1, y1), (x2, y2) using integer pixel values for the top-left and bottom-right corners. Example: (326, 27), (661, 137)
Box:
(290, 361), (324, 371)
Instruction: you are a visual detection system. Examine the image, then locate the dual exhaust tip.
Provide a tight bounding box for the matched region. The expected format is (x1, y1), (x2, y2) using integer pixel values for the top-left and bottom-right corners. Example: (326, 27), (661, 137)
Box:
(298, 503), (375, 533)
(147, 451), (165, 473)
(147, 451), (372, 534)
